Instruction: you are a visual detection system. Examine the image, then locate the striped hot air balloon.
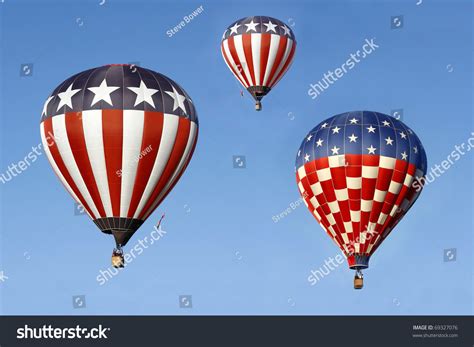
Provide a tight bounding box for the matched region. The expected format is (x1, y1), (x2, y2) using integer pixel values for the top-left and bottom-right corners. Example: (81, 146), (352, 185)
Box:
(40, 64), (198, 267)
(221, 16), (296, 111)
(295, 111), (427, 289)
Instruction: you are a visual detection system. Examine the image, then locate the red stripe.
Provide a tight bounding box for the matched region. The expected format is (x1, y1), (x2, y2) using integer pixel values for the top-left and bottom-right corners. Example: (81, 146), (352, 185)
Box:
(102, 109), (123, 217)
(42, 119), (95, 218)
(270, 40), (296, 87)
(259, 33), (271, 85)
(221, 43), (248, 88)
(65, 112), (106, 217)
(242, 34), (256, 85)
(265, 36), (288, 86)
(138, 117), (191, 220)
(126, 111), (164, 218)
(227, 36), (252, 87)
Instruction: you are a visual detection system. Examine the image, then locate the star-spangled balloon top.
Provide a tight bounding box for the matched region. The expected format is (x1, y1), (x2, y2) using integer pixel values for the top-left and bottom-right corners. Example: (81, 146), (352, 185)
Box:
(295, 111), (427, 173)
(221, 16), (296, 41)
(40, 64), (198, 124)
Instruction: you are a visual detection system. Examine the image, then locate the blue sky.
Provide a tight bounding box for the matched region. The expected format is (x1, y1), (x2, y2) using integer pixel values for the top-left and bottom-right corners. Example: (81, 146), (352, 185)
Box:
(0, 0), (472, 315)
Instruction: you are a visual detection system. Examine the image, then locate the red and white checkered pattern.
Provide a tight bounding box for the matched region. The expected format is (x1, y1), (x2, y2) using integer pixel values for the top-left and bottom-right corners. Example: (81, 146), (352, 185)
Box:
(296, 154), (425, 258)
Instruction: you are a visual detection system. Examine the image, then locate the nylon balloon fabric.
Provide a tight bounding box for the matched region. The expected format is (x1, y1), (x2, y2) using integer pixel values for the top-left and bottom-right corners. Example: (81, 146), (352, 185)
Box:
(40, 64), (198, 246)
(295, 111), (427, 269)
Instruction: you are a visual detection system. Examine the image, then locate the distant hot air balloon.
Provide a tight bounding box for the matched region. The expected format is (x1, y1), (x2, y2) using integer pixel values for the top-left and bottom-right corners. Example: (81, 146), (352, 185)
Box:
(221, 16), (296, 111)
(40, 64), (198, 268)
(295, 111), (427, 289)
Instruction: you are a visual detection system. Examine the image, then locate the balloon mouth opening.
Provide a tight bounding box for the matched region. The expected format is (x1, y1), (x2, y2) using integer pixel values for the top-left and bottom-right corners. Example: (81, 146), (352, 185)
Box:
(347, 254), (370, 269)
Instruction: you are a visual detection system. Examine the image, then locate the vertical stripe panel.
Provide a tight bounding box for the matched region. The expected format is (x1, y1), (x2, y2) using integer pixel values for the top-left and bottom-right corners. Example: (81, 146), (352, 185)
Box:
(143, 120), (197, 219)
(251, 34), (262, 85)
(65, 112), (106, 217)
(82, 110), (113, 217)
(119, 110), (145, 216)
(137, 116), (191, 220)
(133, 113), (179, 219)
(262, 34), (282, 86)
(52, 114), (100, 218)
(41, 122), (94, 219)
(127, 111), (164, 218)
(102, 109), (123, 217)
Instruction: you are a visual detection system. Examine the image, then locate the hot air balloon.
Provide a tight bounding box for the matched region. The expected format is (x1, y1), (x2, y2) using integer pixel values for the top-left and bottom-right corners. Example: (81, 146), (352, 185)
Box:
(221, 16), (296, 111)
(40, 64), (198, 267)
(295, 111), (427, 289)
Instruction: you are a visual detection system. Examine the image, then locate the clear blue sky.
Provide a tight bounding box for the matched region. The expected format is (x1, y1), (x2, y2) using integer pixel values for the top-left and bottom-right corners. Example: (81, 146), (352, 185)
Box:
(0, 0), (472, 315)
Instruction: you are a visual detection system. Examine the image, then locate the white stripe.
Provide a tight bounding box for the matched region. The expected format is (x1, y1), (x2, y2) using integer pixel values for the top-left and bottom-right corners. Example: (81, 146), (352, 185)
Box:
(133, 113), (179, 219)
(361, 199), (373, 212)
(51, 115), (100, 218)
(350, 210), (361, 222)
(269, 38), (294, 86)
(262, 34), (281, 86)
(362, 166), (378, 179)
(233, 35), (254, 86)
(41, 122), (93, 219)
(347, 177), (361, 189)
(373, 189), (386, 203)
(120, 110), (145, 216)
(82, 110), (113, 217)
(297, 166), (306, 179)
(143, 120), (198, 219)
(251, 34), (261, 85)
(222, 40), (249, 88)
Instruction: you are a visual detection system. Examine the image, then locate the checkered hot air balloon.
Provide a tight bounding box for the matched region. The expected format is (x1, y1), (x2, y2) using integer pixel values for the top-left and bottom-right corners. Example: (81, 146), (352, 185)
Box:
(295, 111), (427, 289)
(221, 16), (296, 111)
(40, 64), (198, 267)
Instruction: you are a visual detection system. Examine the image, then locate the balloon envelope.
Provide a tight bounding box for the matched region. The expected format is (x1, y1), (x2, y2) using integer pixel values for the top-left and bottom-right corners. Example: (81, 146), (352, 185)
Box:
(40, 64), (198, 246)
(295, 111), (427, 268)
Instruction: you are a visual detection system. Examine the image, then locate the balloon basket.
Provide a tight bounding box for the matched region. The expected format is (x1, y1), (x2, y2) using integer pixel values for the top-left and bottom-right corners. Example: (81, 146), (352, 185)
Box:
(255, 102), (262, 111)
(112, 250), (124, 268)
(354, 276), (363, 289)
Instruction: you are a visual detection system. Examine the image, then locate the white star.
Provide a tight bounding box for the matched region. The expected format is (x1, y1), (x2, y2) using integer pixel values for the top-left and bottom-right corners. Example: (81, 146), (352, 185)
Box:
(367, 145), (377, 154)
(316, 138), (324, 147)
(280, 25), (291, 36)
(165, 85), (187, 113)
(297, 150), (301, 157)
(264, 20), (277, 33)
(42, 95), (54, 116)
(0, 270), (8, 282)
(88, 79), (120, 106)
(229, 23), (241, 35)
(222, 29), (227, 39)
(399, 131), (407, 139)
(367, 125), (376, 133)
(128, 80), (159, 108)
(331, 146), (340, 155)
(349, 117), (359, 124)
(321, 122), (329, 129)
(304, 153), (310, 162)
(413, 146), (418, 154)
(385, 136), (394, 145)
(348, 134), (358, 142)
(57, 83), (81, 110)
(245, 20), (259, 32)
(401, 151), (408, 160)
(382, 120), (390, 126)
(306, 134), (313, 142)
(332, 126), (341, 134)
